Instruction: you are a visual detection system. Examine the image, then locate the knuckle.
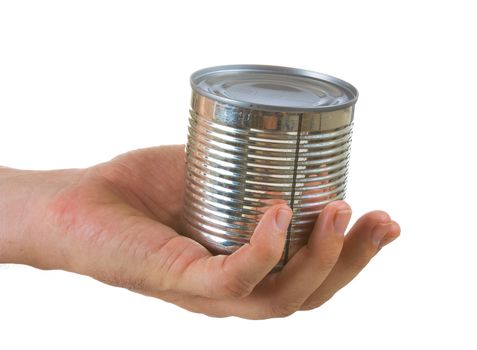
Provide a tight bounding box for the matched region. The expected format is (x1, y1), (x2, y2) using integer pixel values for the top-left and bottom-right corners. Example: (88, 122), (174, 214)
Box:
(320, 290), (336, 304)
(348, 255), (373, 271)
(301, 295), (334, 311)
(146, 236), (198, 292)
(318, 253), (340, 270)
(270, 300), (302, 318)
(221, 274), (254, 299)
(301, 301), (323, 311)
(368, 210), (391, 223)
(94, 161), (133, 186)
(259, 244), (282, 265)
(342, 246), (376, 271)
(248, 233), (282, 265)
(300, 303), (316, 311)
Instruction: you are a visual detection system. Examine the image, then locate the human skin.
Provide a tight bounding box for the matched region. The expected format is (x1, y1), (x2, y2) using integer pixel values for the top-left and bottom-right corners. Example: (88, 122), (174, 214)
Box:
(0, 145), (400, 319)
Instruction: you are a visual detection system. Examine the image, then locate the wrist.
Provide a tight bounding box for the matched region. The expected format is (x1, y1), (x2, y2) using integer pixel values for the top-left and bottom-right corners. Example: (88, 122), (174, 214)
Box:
(0, 167), (85, 267)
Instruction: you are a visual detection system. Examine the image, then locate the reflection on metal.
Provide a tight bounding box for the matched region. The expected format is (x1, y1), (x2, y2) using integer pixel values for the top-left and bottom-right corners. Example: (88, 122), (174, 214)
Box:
(182, 65), (358, 270)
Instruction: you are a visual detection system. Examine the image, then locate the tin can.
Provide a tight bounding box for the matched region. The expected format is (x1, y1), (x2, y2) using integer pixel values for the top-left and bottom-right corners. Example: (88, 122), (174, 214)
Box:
(182, 65), (358, 270)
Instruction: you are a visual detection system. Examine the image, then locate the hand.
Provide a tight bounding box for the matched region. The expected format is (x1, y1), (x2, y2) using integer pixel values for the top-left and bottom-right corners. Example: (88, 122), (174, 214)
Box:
(0, 145), (400, 319)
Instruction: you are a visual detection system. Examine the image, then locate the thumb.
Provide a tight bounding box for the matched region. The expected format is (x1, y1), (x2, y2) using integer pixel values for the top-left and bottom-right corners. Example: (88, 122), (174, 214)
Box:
(170, 204), (292, 299)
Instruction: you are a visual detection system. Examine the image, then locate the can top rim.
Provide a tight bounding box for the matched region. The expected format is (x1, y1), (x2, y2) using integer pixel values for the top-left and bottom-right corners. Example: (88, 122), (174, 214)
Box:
(190, 64), (358, 113)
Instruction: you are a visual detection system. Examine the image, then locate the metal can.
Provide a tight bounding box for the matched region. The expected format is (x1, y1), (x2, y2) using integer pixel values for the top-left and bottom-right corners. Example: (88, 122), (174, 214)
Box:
(182, 65), (358, 270)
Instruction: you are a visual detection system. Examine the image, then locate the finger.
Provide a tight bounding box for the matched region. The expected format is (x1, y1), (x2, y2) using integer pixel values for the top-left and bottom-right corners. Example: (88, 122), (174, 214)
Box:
(378, 221), (401, 250)
(182, 200), (351, 318)
(171, 204), (292, 299)
(301, 212), (400, 310)
(253, 200), (351, 317)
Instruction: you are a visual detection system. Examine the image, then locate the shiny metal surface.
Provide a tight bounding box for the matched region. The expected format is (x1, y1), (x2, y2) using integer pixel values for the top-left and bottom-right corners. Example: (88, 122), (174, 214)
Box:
(182, 65), (358, 270)
(191, 64), (358, 112)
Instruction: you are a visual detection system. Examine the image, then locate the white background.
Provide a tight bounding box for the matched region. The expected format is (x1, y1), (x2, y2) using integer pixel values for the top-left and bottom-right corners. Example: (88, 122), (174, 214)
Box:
(1, 0), (476, 349)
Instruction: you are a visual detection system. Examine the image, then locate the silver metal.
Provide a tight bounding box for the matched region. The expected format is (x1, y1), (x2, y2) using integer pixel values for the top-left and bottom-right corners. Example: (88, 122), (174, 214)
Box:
(190, 64), (358, 112)
(182, 65), (358, 270)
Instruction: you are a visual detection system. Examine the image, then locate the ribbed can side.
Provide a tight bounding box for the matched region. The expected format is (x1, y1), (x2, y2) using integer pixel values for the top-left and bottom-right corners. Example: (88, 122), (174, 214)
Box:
(289, 124), (353, 239)
(182, 109), (300, 258)
(182, 93), (354, 269)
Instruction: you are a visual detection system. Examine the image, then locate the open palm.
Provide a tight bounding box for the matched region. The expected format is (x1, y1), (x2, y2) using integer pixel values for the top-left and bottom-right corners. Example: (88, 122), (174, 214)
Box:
(48, 145), (400, 319)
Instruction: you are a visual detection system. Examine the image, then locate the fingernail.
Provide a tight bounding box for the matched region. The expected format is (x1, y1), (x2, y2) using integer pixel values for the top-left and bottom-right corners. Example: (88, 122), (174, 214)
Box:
(275, 208), (292, 232)
(372, 223), (392, 246)
(334, 209), (352, 234)
(378, 232), (399, 249)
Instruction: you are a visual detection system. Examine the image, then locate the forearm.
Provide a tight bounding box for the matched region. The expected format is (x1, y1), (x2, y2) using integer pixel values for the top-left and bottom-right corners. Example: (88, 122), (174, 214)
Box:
(0, 167), (38, 264)
(0, 167), (83, 267)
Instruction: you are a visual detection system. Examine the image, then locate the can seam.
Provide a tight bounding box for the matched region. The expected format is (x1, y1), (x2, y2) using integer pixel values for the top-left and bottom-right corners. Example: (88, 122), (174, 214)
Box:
(284, 112), (304, 264)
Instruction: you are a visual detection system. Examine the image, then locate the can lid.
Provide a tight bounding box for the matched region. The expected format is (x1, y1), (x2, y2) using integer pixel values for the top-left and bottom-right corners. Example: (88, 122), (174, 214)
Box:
(190, 65), (358, 112)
